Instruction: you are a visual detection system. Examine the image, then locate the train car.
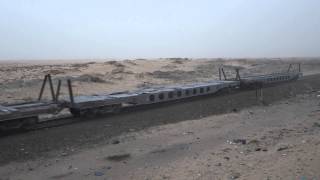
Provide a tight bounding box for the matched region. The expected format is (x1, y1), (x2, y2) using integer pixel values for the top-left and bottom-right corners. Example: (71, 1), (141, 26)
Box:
(67, 80), (240, 116)
(239, 71), (302, 89)
(0, 101), (60, 130)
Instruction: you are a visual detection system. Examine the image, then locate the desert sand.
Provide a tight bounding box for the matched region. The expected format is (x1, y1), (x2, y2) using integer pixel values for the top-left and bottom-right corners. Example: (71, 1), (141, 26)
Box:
(1, 93), (320, 180)
(0, 58), (319, 103)
(0, 58), (320, 180)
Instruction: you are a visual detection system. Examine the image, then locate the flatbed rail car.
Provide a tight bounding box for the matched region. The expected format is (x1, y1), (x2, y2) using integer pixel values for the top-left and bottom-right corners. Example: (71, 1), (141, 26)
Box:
(67, 80), (240, 116)
(239, 71), (303, 88)
(0, 101), (60, 130)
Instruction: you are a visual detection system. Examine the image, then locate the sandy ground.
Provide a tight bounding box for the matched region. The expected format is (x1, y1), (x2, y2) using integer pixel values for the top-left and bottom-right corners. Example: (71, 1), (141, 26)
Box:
(0, 58), (319, 103)
(0, 86), (320, 180)
(0, 58), (320, 180)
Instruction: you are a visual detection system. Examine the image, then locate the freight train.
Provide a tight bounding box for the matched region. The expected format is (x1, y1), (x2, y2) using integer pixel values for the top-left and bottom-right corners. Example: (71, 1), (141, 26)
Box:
(0, 65), (302, 131)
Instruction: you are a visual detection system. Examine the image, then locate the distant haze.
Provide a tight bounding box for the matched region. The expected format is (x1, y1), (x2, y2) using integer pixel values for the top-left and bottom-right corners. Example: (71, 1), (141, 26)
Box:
(0, 0), (320, 60)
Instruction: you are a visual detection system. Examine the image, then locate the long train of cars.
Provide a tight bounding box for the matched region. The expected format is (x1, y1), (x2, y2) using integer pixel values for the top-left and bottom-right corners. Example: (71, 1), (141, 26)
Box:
(0, 65), (302, 130)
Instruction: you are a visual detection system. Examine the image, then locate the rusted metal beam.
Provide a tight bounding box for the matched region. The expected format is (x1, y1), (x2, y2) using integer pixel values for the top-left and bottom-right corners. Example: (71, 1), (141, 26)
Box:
(38, 75), (48, 101)
(235, 68), (241, 80)
(67, 79), (74, 106)
(221, 68), (227, 80)
(47, 74), (56, 101)
(55, 80), (62, 101)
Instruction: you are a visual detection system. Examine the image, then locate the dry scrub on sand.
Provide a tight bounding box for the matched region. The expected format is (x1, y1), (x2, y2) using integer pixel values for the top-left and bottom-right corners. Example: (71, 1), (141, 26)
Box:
(0, 58), (319, 103)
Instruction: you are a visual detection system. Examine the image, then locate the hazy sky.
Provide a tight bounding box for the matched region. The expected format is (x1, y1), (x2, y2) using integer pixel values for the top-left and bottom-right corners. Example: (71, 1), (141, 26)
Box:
(0, 0), (320, 60)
